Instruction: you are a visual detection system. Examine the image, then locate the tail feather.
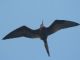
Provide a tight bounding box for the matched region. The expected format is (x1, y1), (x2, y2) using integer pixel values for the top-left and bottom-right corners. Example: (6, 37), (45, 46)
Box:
(43, 40), (50, 56)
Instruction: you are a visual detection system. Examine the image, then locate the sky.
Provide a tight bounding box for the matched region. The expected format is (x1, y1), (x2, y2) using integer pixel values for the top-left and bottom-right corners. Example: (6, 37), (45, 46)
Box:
(0, 0), (80, 60)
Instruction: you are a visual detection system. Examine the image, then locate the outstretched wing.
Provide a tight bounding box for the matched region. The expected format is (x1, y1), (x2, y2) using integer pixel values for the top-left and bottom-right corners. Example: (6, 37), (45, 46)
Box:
(3, 26), (39, 40)
(47, 20), (80, 35)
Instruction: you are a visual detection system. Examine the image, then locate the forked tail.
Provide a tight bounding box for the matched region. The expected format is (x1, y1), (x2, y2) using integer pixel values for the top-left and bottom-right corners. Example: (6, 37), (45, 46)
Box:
(43, 40), (50, 56)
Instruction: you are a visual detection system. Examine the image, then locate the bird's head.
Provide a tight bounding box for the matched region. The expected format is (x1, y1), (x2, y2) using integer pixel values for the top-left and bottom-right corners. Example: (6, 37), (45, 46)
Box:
(40, 20), (44, 28)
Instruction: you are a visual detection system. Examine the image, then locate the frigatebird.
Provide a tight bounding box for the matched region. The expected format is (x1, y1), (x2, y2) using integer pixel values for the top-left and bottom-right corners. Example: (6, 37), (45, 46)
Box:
(3, 20), (80, 56)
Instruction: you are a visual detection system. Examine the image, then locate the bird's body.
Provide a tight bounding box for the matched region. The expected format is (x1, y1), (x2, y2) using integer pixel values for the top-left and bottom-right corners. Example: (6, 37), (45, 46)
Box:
(3, 20), (80, 56)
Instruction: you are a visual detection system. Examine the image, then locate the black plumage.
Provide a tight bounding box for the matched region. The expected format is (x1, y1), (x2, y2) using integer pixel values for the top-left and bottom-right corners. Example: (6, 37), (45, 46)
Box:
(3, 20), (80, 56)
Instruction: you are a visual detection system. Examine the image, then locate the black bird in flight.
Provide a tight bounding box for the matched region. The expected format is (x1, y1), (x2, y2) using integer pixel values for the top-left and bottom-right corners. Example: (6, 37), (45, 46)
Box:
(3, 20), (80, 56)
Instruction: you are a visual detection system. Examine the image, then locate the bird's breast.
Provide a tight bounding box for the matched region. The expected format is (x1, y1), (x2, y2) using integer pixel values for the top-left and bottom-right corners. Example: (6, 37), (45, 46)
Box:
(39, 28), (47, 38)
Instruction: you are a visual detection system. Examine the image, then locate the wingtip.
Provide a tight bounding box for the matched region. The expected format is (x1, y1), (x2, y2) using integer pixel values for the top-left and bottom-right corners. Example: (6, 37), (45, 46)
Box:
(2, 37), (7, 40)
(78, 23), (80, 25)
(2, 35), (11, 40)
(75, 23), (80, 26)
(2, 38), (6, 40)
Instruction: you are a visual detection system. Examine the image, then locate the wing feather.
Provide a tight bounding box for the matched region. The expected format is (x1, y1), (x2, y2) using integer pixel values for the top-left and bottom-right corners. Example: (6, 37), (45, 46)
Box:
(3, 26), (39, 40)
(47, 20), (80, 35)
